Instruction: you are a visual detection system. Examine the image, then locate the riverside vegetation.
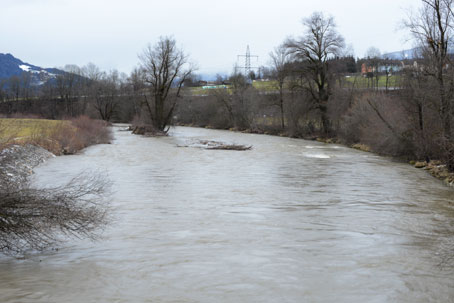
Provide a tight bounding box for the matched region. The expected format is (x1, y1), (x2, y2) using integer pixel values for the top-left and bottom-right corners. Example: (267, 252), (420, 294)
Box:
(0, 116), (112, 256)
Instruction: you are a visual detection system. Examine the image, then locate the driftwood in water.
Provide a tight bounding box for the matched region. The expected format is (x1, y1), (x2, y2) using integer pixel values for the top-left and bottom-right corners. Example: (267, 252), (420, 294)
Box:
(179, 140), (252, 151)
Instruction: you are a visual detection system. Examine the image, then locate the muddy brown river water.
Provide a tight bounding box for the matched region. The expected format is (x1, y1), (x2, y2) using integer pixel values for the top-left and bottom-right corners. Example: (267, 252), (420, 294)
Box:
(1, 126), (454, 302)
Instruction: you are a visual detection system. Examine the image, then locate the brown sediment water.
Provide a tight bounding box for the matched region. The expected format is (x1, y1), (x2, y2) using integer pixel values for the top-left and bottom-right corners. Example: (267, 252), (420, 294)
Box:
(1, 125), (453, 302)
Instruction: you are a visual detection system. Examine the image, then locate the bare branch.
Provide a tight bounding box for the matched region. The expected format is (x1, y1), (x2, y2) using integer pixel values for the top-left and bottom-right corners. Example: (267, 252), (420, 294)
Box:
(0, 171), (111, 256)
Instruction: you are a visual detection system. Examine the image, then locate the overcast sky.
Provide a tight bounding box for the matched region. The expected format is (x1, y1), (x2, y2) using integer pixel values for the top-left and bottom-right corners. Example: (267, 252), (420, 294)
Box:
(1, 0), (420, 77)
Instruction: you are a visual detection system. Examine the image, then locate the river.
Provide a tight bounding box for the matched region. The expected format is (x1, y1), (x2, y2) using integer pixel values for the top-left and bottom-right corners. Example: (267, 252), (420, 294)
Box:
(1, 126), (454, 302)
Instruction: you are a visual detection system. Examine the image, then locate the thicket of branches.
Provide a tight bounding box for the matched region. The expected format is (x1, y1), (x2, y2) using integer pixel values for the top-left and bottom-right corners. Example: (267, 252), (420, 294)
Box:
(0, 173), (110, 256)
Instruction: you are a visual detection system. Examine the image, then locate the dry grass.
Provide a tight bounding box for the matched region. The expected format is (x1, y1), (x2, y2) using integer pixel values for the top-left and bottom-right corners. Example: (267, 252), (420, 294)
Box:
(0, 118), (66, 150)
(0, 116), (111, 155)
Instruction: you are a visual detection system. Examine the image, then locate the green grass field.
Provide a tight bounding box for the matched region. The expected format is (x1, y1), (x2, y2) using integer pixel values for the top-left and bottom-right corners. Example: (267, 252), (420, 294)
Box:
(343, 75), (401, 88)
(252, 80), (279, 90)
(188, 80), (279, 96)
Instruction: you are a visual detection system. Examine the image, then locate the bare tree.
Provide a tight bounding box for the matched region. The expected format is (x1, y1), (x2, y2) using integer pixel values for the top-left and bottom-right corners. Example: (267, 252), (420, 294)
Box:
(20, 72), (33, 101)
(285, 12), (345, 135)
(215, 73), (226, 85)
(138, 36), (194, 132)
(365, 46), (382, 89)
(0, 173), (110, 256)
(210, 88), (235, 127)
(127, 67), (147, 119)
(92, 70), (121, 122)
(8, 76), (20, 101)
(0, 80), (6, 102)
(401, 67), (438, 161)
(229, 73), (256, 129)
(405, 0), (454, 170)
(82, 62), (103, 83)
(56, 65), (82, 117)
(80, 63), (103, 115)
(269, 44), (291, 129)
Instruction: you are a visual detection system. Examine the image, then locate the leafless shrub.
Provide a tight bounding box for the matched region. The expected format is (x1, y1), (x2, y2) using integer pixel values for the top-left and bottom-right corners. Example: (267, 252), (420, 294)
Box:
(208, 76), (261, 131)
(285, 88), (317, 137)
(338, 97), (363, 144)
(174, 95), (230, 129)
(29, 116), (112, 155)
(0, 172), (110, 256)
(70, 115), (112, 146)
(208, 88), (236, 128)
(340, 92), (413, 156)
(328, 86), (355, 135)
(232, 86), (259, 130)
(207, 105), (231, 129)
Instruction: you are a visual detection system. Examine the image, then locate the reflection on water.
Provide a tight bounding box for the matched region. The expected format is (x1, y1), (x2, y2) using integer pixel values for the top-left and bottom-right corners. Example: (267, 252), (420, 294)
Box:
(1, 126), (454, 302)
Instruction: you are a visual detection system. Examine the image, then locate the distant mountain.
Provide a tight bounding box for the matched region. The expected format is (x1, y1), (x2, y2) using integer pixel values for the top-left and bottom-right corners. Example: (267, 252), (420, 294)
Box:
(0, 53), (64, 86)
(196, 72), (228, 81)
(382, 48), (422, 60)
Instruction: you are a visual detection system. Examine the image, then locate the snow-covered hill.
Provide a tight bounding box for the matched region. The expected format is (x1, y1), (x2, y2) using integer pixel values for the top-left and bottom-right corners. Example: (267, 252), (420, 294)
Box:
(0, 53), (64, 86)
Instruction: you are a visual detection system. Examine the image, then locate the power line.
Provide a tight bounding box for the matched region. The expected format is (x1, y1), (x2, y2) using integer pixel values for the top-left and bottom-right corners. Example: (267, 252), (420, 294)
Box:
(237, 45), (258, 76)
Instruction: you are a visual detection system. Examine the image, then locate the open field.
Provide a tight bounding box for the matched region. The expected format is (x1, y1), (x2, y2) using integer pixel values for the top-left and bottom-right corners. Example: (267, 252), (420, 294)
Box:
(0, 118), (71, 140)
(344, 75), (401, 88)
(0, 117), (111, 155)
(252, 80), (278, 90)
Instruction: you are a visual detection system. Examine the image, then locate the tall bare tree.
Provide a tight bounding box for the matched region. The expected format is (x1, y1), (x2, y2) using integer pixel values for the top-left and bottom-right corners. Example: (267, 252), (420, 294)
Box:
(90, 70), (121, 122)
(285, 12), (345, 135)
(405, 0), (454, 170)
(138, 36), (194, 132)
(270, 44), (291, 129)
(127, 67), (147, 118)
(8, 75), (20, 101)
(365, 46), (382, 89)
(56, 65), (82, 117)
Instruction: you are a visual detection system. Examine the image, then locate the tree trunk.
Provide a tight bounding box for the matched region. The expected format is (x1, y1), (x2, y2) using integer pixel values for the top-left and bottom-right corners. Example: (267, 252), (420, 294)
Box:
(319, 103), (330, 136)
(438, 74), (454, 171)
(279, 88), (285, 129)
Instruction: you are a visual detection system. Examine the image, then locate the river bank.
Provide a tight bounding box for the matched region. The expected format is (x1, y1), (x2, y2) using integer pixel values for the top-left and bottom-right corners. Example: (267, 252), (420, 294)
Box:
(0, 144), (54, 186)
(0, 117), (113, 186)
(411, 160), (454, 186)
